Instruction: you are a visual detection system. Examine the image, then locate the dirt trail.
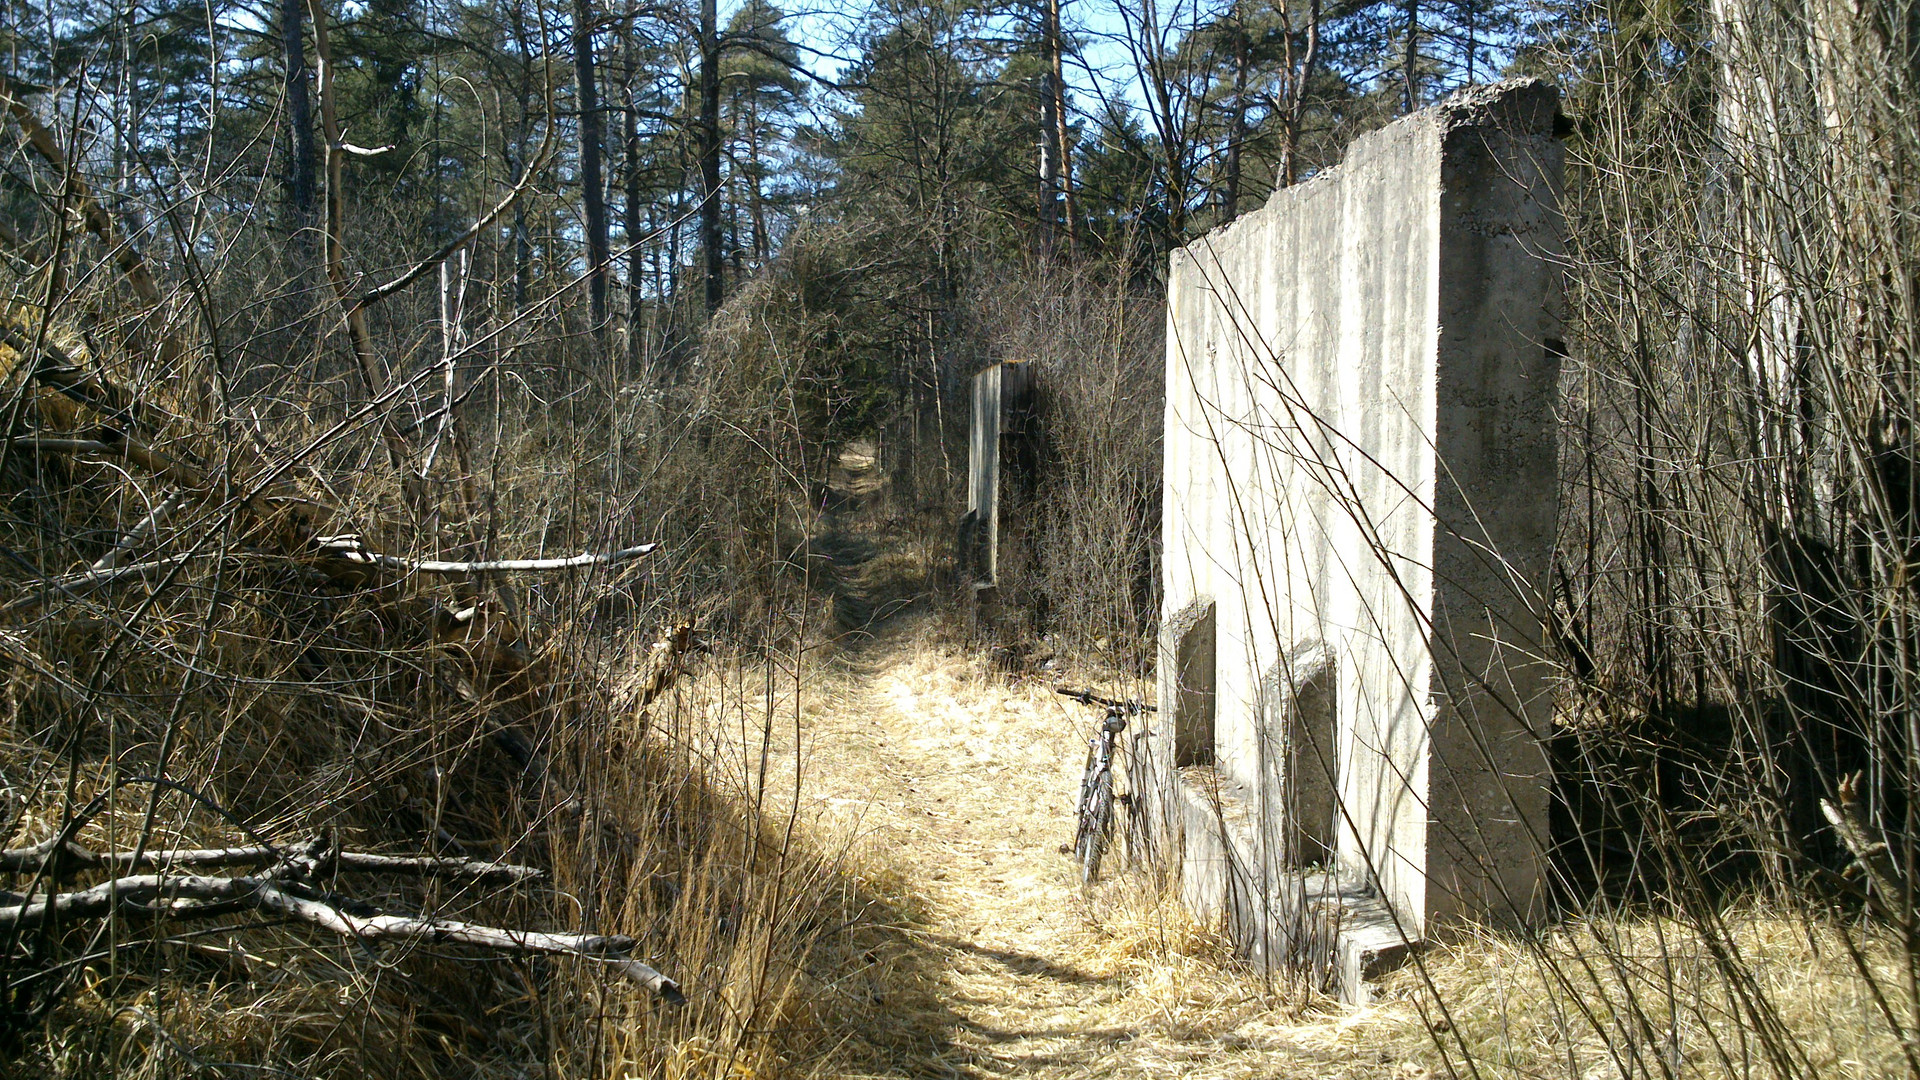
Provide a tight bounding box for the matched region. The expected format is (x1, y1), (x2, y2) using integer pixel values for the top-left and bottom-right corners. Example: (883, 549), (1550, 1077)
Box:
(765, 449), (1389, 1079)
(783, 628), (1393, 1079)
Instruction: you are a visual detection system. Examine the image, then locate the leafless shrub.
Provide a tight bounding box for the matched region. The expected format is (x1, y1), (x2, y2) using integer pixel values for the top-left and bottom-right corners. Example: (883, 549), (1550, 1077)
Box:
(0, 46), (921, 1079)
(969, 258), (1166, 669)
(1409, 0), (1920, 1071)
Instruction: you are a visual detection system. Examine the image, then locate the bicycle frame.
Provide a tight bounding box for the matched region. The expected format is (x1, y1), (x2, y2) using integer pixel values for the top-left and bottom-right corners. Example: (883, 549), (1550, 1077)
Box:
(1076, 706), (1127, 816)
(1058, 687), (1153, 882)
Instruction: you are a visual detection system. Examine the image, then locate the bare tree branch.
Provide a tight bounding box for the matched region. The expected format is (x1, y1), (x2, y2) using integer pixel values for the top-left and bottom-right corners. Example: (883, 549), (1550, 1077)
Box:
(313, 536), (659, 574)
(0, 839), (542, 885)
(0, 873), (682, 1001)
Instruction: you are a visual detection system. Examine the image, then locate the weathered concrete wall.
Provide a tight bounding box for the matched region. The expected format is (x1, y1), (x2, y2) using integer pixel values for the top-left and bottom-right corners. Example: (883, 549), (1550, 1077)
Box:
(963, 362), (1035, 588)
(1143, 80), (1563, 987)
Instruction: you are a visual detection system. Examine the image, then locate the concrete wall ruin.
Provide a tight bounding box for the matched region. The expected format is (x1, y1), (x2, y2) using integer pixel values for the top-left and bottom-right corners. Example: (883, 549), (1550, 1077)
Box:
(962, 362), (1036, 589)
(1139, 80), (1565, 1000)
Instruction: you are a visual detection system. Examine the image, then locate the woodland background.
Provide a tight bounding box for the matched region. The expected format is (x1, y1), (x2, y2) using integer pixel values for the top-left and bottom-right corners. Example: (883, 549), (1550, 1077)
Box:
(0, 0), (1913, 1074)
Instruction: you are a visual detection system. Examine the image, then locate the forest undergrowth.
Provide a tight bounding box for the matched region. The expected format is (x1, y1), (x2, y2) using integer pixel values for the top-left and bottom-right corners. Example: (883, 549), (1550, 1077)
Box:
(0, 0), (1914, 1065)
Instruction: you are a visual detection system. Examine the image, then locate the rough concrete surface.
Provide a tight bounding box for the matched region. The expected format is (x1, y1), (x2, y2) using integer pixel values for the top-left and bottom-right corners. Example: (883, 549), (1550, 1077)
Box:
(1143, 79), (1564, 998)
(964, 361), (1035, 588)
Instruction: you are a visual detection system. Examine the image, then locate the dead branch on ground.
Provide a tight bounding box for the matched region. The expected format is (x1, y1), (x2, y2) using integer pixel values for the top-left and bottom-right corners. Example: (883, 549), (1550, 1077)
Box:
(0, 837), (541, 884)
(0, 838), (684, 1002)
(1822, 773), (1906, 918)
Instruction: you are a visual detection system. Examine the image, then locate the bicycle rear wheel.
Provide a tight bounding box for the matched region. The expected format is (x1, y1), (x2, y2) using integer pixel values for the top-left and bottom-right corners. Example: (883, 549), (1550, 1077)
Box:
(1074, 765), (1115, 884)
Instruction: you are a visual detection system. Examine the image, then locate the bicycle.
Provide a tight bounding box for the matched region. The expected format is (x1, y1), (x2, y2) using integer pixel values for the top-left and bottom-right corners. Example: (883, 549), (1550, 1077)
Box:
(1056, 686), (1155, 884)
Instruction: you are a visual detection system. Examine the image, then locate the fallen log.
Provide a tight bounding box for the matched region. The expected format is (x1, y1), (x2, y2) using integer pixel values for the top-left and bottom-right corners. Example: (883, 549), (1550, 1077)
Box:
(313, 535), (659, 575)
(0, 871), (681, 1001)
(0, 837), (541, 884)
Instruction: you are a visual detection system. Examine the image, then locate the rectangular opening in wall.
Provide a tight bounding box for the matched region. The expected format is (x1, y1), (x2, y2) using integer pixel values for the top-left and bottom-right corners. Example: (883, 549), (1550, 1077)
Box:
(1174, 601), (1216, 768)
(1268, 643), (1337, 866)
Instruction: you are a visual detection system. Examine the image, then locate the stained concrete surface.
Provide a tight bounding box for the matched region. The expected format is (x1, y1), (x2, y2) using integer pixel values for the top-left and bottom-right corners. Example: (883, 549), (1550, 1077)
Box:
(1143, 79), (1564, 999)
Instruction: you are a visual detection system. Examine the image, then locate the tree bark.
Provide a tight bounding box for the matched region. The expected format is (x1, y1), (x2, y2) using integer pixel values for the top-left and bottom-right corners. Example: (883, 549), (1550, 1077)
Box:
(1277, 0), (1319, 189)
(1402, 0), (1419, 113)
(1047, 0), (1076, 247)
(698, 0), (725, 314)
(1036, 0), (1061, 254)
(623, 27), (645, 368)
(282, 0), (317, 225)
(1222, 13), (1249, 221)
(573, 0), (610, 332)
(745, 95), (769, 264)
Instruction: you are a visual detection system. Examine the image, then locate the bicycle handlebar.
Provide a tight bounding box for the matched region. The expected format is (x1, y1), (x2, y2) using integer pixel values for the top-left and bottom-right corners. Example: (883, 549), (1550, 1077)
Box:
(1054, 686), (1156, 712)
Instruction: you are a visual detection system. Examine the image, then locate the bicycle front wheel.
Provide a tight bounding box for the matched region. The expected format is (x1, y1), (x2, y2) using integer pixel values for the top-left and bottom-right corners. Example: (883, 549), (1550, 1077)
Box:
(1074, 766), (1115, 884)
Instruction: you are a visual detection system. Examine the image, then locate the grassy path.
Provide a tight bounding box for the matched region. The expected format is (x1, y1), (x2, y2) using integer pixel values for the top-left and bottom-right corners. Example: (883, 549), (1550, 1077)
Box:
(764, 624), (1380, 1079)
(748, 445), (1394, 1078)
(710, 445), (1907, 1080)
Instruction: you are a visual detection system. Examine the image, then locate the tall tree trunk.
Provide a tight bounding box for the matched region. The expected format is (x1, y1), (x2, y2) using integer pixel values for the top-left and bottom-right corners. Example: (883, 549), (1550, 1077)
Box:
(573, 0), (609, 332)
(1402, 0), (1420, 113)
(1222, 16), (1249, 221)
(1277, 0), (1320, 188)
(1036, 0), (1061, 254)
(507, 8), (536, 313)
(727, 157), (742, 277)
(622, 28), (644, 370)
(1047, 0), (1076, 248)
(283, 0), (316, 224)
(1036, 85), (1058, 252)
(746, 94), (769, 264)
(698, 0), (724, 315)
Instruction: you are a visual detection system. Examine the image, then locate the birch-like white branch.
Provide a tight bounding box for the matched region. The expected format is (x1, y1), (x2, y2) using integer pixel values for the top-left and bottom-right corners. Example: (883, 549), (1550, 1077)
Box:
(0, 872), (682, 1001)
(314, 535), (659, 574)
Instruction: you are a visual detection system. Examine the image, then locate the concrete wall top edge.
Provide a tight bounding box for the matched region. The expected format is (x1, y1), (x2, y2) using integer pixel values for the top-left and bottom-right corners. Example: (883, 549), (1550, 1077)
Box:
(1167, 78), (1559, 280)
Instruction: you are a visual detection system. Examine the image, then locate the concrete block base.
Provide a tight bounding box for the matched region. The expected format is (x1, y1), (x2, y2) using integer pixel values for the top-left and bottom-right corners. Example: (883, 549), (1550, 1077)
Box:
(1174, 769), (1414, 1004)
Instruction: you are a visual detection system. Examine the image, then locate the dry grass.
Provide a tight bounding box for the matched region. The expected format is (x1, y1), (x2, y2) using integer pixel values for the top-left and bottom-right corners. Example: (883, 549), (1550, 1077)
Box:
(740, 603), (1916, 1080)
(1309, 908), (1913, 1080)
(0, 257), (921, 1077)
(1059, 855), (1915, 1080)
(755, 619), (1379, 1079)
(1, 601), (943, 1078)
(11, 419), (1909, 1080)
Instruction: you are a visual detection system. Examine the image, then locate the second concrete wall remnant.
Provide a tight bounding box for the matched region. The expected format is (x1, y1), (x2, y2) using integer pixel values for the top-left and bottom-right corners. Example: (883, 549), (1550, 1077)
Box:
(963, 362), (1036, 589)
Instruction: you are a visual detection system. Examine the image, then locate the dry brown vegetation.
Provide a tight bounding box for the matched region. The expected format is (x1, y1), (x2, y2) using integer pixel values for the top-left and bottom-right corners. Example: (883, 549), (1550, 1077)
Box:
(0, 0), (1913, 1069)
(0, 49), (925, 1073)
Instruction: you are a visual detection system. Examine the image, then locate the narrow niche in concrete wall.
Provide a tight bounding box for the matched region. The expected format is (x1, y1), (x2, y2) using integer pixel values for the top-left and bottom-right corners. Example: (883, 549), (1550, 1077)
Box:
(1172, 600), (1217, 768)
(1266, 643), (1337, 867)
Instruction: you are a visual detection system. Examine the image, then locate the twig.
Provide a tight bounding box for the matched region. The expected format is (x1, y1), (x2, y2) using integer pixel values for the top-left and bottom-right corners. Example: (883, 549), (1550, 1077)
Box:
(93, 493), (182, 571)
(0, 554), (196, 616)
(0, 76), (165, 310)
(3, 536), (655, 613)
(1821, 772), (1905, 915)
(357, 130), (555, 311)
(5, 437), (114, 455)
